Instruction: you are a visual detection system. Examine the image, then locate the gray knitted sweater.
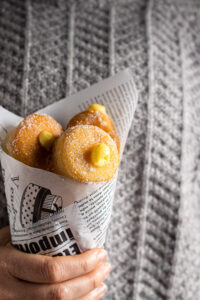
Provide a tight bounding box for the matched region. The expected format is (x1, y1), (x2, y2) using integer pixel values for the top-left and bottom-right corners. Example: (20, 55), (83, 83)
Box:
(1, 0), (200, 299)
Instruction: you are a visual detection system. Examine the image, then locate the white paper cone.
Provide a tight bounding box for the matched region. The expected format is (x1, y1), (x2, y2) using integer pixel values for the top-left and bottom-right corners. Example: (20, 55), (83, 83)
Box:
(0, 69), (138, 256)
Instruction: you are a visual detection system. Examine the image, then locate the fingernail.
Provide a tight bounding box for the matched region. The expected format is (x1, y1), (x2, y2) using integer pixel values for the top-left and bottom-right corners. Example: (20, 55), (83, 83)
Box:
(97, 249), (107, 263)
(93, 283), (107, 297)
(104, 262), (112, 277)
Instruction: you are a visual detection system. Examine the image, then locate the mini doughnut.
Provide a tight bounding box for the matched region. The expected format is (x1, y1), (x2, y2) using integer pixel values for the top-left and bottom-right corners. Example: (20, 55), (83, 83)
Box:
(4, 114), (63, 169)
(67, 108), (120, 153)
(53, 125), (119, 182)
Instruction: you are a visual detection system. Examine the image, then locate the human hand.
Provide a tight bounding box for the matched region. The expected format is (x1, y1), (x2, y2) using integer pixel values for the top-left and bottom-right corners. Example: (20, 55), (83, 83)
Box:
(0, 226), (110, 299)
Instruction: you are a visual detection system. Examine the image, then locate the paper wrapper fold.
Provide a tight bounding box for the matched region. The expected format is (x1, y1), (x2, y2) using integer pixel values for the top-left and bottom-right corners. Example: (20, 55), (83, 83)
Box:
(0, 69), (138, 256)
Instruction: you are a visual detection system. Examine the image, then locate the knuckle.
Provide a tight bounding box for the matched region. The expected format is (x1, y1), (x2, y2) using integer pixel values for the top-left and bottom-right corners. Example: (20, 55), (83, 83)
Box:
(89, 274), (100, 290)
(80, 259), (90, 274)
(41, 259), (61, 282)
(48, 285), (69, 300)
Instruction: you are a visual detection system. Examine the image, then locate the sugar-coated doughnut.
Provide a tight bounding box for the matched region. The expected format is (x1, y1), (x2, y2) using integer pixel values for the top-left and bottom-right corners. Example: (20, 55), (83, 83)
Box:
(53, 125), (119, 182)
(4, 114), (63, 169)
(67, 110), (120, 152)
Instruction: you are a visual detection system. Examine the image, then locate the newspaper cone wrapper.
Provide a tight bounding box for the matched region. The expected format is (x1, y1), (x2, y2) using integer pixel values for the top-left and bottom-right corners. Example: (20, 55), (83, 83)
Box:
(0, 69), (138, 256)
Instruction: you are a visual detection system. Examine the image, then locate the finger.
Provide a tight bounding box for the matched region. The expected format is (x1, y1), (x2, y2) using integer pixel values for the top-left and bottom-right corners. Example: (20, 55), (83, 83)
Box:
(77, 283), (107, 300)
(2, 246), (107, 283)
(21, 262), (111, 300)
(0, 226), (11, 246)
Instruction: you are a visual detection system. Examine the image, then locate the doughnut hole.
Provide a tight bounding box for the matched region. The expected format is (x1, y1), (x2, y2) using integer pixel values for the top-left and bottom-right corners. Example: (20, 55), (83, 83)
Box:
(53, 125), (119, 182)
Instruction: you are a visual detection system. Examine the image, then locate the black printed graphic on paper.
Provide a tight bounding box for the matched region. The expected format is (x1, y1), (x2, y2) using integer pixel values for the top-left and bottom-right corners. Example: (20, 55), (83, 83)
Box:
(20, 183), (63, 228)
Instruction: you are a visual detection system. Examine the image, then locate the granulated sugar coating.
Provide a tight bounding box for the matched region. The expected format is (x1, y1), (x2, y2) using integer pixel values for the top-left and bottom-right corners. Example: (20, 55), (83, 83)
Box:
(67, 110), (120, 152)
(53, 125), (119, 182)
(4, 114), (63, 169)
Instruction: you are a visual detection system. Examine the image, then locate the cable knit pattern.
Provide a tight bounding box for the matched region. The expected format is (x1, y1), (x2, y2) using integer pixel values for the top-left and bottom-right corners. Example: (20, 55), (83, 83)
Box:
(105, 2), (148, 299)
(135, 1), (183, 299)
(0, 1), (200, 299)
(73, 2), (110, 92)
(0, 0), (26, 114)
(168, 6), (200, 299)
(24, 0), (70, 114)
(0, 0), (26, 228)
